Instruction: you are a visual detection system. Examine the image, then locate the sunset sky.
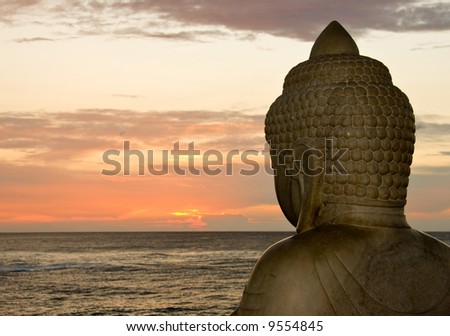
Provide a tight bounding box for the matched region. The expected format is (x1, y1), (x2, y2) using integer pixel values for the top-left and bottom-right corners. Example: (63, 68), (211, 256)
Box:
(1, 0), (450, 232)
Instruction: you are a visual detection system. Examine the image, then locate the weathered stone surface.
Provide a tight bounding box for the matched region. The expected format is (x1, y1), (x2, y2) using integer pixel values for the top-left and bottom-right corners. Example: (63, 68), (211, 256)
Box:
(234, 21), (450, 315)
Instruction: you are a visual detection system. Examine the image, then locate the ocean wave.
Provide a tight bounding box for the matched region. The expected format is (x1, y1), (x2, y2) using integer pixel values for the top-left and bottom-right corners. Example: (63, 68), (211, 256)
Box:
(0, 262), (95, 273)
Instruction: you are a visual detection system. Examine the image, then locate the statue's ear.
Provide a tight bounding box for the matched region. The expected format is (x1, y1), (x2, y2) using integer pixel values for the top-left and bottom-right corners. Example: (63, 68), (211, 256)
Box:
(292, 139), (325, 233)
(272, 140), (324, 231)
(273, 148), (299, 228)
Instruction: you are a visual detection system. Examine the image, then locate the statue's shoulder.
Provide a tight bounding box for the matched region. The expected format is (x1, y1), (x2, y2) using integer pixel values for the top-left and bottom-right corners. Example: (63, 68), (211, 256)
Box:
(256, 225), (373, 265)
(247, 225), (370, 278)
(237, 226), (450, 315)
(236, 227), (363, 315)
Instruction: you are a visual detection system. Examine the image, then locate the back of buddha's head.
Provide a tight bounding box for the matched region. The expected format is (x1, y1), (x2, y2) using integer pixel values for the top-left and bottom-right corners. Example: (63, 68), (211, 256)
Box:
(265, 21), (415, 227)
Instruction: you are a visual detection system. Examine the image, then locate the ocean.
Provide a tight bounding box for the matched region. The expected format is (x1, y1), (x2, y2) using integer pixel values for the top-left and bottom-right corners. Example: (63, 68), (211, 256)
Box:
(0, 231), (449, 316)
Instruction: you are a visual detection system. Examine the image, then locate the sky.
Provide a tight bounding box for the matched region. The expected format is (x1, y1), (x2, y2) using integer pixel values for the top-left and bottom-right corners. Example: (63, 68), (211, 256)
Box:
(1, 0), (450, 232)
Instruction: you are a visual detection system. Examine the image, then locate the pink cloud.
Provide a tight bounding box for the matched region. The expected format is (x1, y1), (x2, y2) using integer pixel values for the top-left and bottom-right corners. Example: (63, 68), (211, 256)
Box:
(0, 110), (265, 165)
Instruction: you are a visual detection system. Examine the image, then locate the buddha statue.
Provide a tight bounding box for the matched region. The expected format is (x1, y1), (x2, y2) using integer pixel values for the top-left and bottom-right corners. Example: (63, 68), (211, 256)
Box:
(234, 21), (450, 315)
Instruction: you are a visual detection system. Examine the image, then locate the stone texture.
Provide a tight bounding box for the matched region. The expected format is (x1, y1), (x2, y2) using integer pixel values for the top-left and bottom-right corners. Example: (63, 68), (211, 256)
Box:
(234, 21), (450, 315)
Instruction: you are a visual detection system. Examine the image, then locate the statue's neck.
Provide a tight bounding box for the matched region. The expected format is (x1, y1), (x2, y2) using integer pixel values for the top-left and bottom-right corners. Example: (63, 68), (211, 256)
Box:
(297, 203), (409, 233)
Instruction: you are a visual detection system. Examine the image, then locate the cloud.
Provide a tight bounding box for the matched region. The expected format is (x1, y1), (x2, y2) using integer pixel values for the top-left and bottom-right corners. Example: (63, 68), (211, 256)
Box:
(411, 43), (450, 51)
(111, 26), (232, 41)
(413, 165), (450, 175)
(415, 119), (450, 141)
(408, 172), (450, 212)
(0, 109), (265, 165)
(432, 44), (450, 49)
(4, 1), (450, 42)
(395, 2), (450, 31)
(0, 0), (40, 26)
(13, 36), (53, 43)
(0, 0), (39, 14)
(201, 213), (250, 231)
(112, 94), (145, 99)
(40, 1), (244, 42)
(405, 171), (450, 231)
(97, 0), (450, 40)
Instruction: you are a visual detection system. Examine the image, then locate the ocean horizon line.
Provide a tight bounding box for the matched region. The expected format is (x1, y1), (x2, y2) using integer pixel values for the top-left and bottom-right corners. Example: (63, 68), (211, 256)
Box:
(0, 230), (294, 234)
(0, 229), (448, 234)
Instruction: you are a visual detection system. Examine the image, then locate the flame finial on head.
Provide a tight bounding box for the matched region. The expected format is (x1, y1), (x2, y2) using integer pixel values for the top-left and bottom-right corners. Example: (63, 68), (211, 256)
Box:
(309, 21), (359, 59)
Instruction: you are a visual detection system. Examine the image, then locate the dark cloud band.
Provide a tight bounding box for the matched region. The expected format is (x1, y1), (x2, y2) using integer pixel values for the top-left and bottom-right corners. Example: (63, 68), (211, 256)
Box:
(4, 1), (450, 42)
